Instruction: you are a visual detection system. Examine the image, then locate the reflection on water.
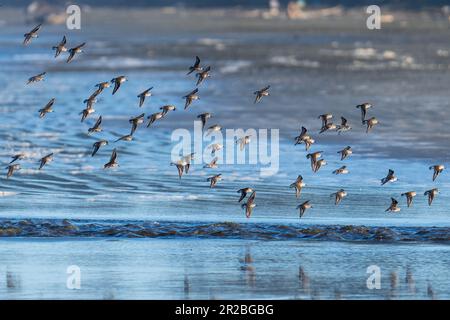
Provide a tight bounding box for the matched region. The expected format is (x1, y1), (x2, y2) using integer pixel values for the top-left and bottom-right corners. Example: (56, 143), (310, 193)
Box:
(1, 239), (447, 299)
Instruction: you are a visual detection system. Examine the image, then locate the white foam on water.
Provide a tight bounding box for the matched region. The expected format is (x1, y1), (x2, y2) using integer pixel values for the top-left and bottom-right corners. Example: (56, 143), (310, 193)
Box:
(270, 56), (320, 68)
(219, 60), (251, 74)
(0, 191), (18, 197)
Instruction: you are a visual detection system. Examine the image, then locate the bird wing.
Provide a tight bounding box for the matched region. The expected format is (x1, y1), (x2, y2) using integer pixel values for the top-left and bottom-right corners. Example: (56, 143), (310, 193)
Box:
(92, 143), (100, 157)
(238, 190), (247, 202)
(94, 116), (102, 128)
(66, 50), (76, 63)
(30, 24), (42, 34)
(194, 56), (201, 68)
(176, 164), (183, 178)
(112, 80), (120, 94)
(75, 42), (86, 50)
(45, 98), (55, 109)
(210, 157), (218, 166)
(300, 126), (307, 136)
(110, 149), (117, 162)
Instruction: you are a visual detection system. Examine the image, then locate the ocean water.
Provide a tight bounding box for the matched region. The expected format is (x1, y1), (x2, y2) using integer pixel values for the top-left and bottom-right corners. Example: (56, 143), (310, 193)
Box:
(0, 8), (450, 299)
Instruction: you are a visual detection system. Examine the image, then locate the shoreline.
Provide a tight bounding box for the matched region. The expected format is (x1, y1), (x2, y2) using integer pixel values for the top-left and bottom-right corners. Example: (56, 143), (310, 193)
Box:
(2, 218), (450, 243)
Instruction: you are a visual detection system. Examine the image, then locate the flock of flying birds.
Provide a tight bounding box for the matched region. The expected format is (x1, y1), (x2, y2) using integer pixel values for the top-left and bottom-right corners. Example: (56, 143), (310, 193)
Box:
(5, 23), (446, 219)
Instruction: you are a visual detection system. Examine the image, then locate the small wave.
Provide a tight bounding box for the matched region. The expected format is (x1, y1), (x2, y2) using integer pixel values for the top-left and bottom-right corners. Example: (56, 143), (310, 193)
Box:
(11, 53), (53, 62)
(270, 56), (320, 68)
(77, 56), (160, 69)
(0, 191), (18, 197)
(219, 60), (251, 74)
(196, 38), (227, 51)
(1, 218), (450, 242)
(136, 194), (204, 201)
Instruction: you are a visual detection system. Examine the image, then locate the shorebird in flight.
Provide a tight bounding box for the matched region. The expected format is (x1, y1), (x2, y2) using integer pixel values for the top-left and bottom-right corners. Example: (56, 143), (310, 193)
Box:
(306, 151), (323, 172)
(38, 98), (55, 118)
(302, 137), (315, 151)
(242, 191), (256, 218)
(237, 187), (254, 202)
(401, 191), (417, 208)
(208, 143), (223, 156)
(337, 146), (352, 160)
(80, 105), (95, 122)
(183, 88), (199, 109)
(52, 35), (67, 58)
(314, 159), (327, 173)
(363, 117), (379, 133)
(197, 113), (211, 129)
(297, 200), (312, 218)
(88, 116), (102, 134)
(39, 153), (53, 170)
(196, 66), (211, 86)
(111, 76), (127, 95)
(92, 140), (108, 157)
(160, 105), (176, 116)
(171, 159), (188, 179)
(27, 72), (46, 84)
(337, 116), (351, 134)
(318, 114), (332, 127)
(204, 157), (219, 169)
(386, 198), (401, 212)
(83, 93), (98, 110)
(424, 188), (439, 206)
(147, 112), (164, 127)
(115, 134), (133, 142)
(23, 24), (41, 45)
(356, 103), (372, 124)
(429, 165), (445, 181)
(182, 153), (195, 174)
(236, 135), (251, 151)
(290, 175), (305, 198)
(294, 126), (308, 145)
(187, 56), (202, 75)
(381, 169), (397, 185)
(319, 122), (337, 134)
(95, 81), (111, 94)
(129, 113), (145, 135)
(294, 126), (315, 150)
(10, 153), (25, 164)
(66, 42), (86, 63)
(104, 149), (119, 169)
(254, 85), (270, 104)
(206, 124), (222, 136)
(207, 174), (222, 188)
(331, 189), (347, 205)
(6, 164), (20, 179)
(295, 128), (315, 151)
(137, 87), (153, 107)
(332, 165), (349, 175)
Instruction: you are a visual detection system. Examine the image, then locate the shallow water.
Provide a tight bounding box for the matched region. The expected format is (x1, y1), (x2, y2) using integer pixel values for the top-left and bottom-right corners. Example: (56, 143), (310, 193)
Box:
(0, 8), (450, 299)
(0, 238), (447, 299)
